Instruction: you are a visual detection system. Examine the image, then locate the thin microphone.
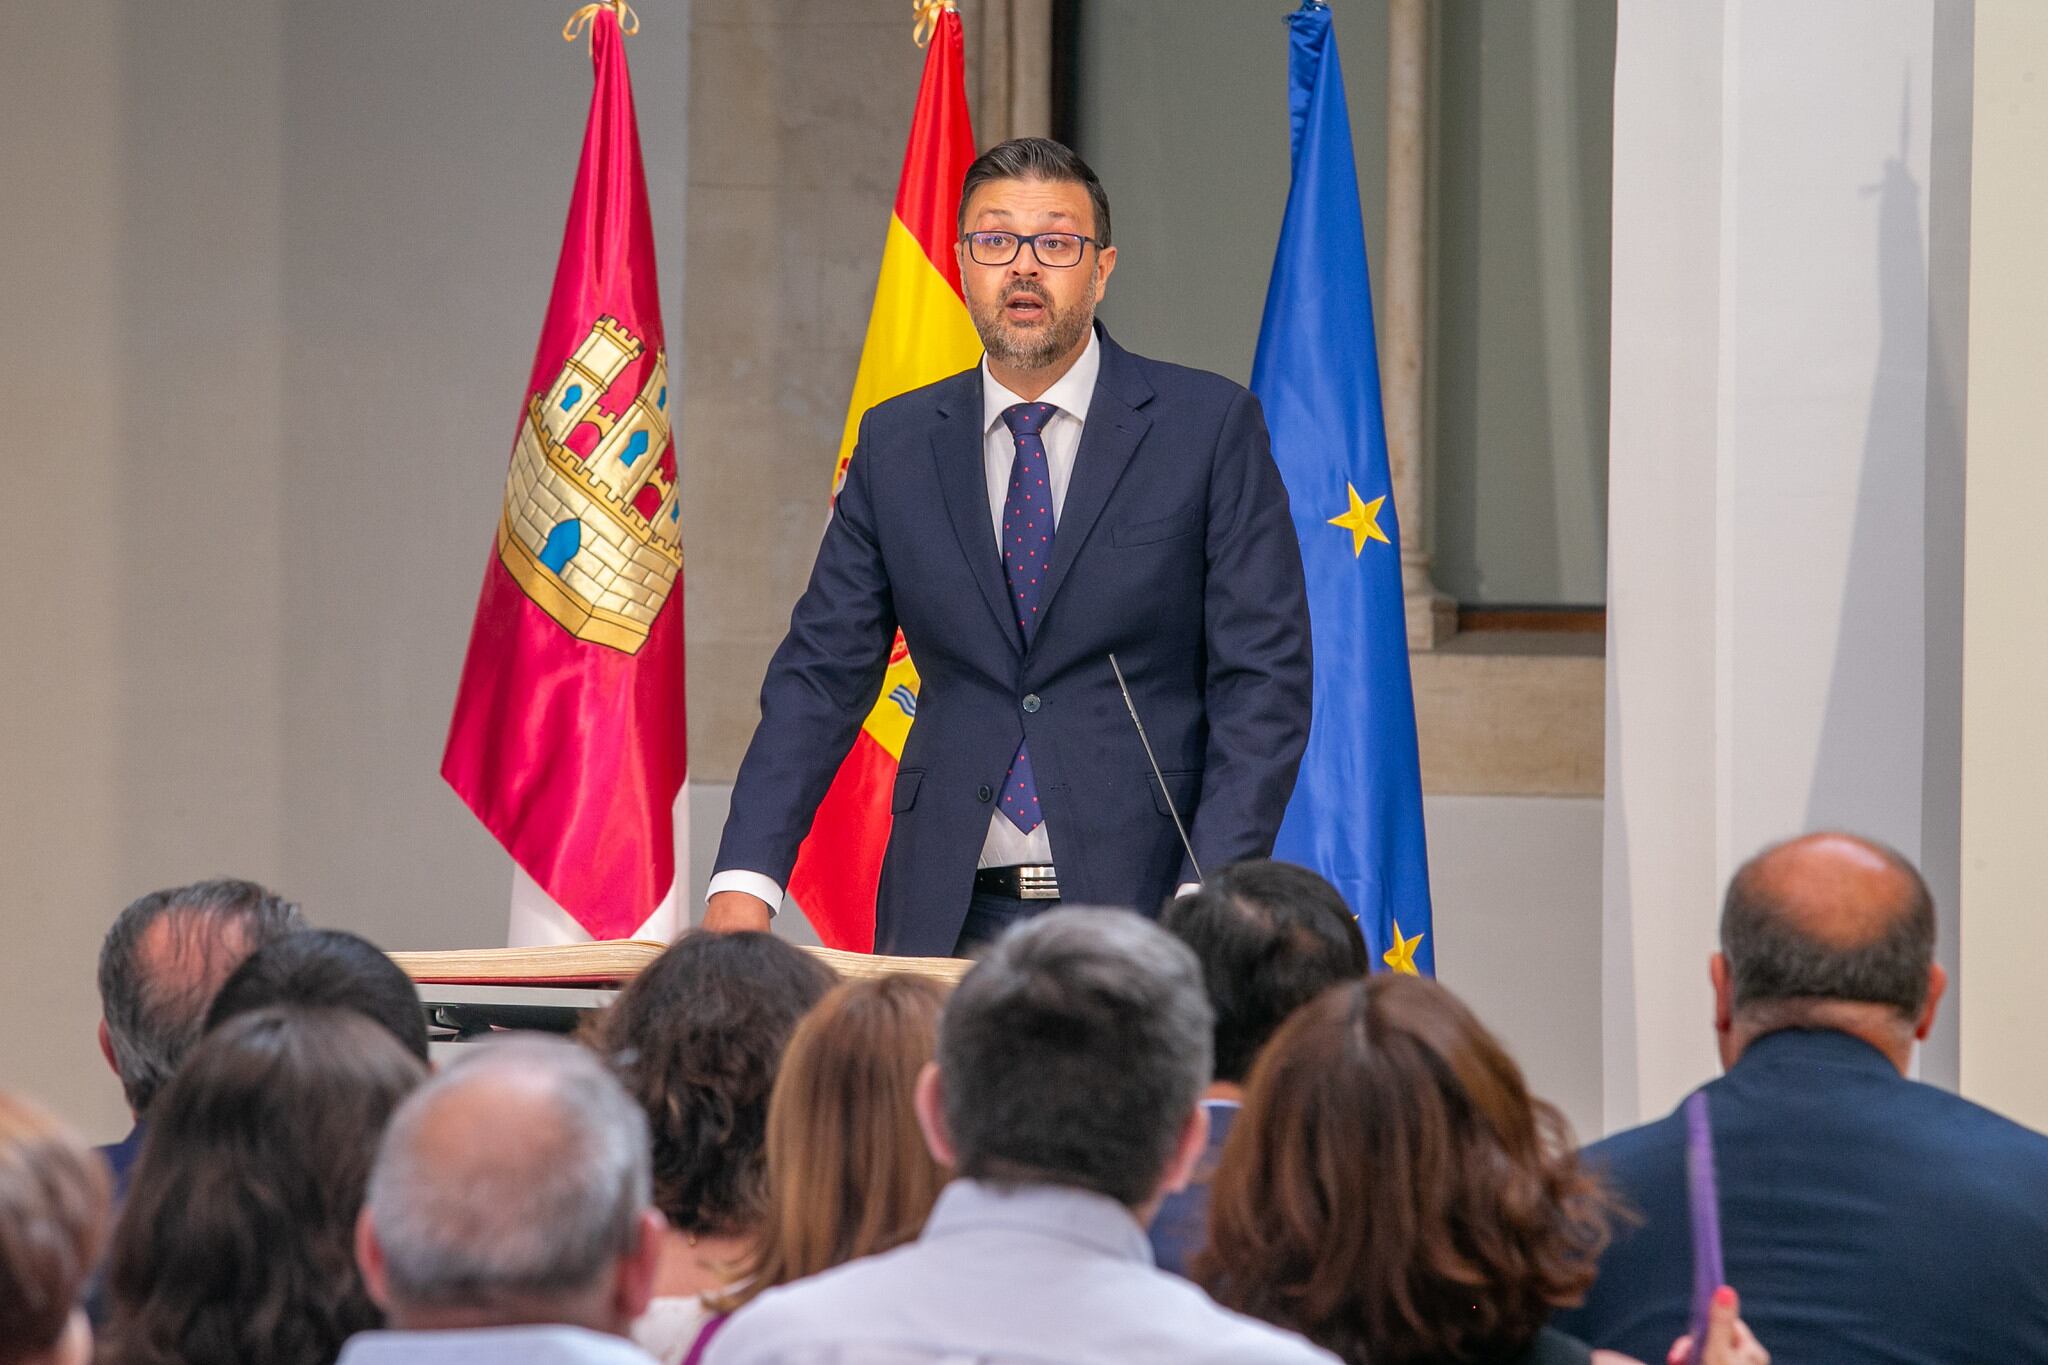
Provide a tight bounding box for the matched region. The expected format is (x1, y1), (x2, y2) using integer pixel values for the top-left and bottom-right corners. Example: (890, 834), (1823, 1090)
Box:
(1107, 652), (1203, 885)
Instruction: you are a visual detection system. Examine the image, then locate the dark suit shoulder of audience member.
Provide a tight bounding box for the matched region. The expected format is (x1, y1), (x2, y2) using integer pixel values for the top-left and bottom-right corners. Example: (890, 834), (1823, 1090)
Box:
(0, 1091), (110, 1365)
(1151, 860), (1367, 1276)
(1563, 1037), (2048, 1364)
(1554, 831), (2048, 1365)
(204, 928), (429, 1061)
(99, 1007), (427, 1365)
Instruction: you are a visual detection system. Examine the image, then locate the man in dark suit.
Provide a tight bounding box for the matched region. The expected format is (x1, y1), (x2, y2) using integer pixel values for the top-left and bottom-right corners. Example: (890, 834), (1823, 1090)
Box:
(705, 139), (1312, 955)
(1554, 832), (2048, 1363)
(1150, 860), (1369, 1276)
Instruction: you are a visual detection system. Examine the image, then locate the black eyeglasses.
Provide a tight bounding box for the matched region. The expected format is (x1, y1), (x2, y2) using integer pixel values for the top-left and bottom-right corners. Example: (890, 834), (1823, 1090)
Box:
(961, 231), (1101, 268)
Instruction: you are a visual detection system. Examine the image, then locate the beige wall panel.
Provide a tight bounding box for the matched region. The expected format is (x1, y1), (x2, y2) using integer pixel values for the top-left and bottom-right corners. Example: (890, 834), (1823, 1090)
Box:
(1957, 0), (2048, 1128)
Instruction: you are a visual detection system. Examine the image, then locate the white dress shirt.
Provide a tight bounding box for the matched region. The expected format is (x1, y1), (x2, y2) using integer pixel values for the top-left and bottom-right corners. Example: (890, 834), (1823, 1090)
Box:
(337, 1325), (660, 1365)
(707, 334), (1102, 914)
(703, 1180), (1339, 1365)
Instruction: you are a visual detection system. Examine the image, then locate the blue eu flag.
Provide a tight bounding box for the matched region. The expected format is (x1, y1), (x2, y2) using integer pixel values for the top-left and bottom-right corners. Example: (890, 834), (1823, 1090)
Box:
(1254, 0), (1433, 975)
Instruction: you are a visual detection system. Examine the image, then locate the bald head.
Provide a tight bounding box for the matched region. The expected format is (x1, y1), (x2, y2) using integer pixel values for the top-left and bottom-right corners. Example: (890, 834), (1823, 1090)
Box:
(360, 1035), (656, 1333)
(1722, 832), (1936, 1023)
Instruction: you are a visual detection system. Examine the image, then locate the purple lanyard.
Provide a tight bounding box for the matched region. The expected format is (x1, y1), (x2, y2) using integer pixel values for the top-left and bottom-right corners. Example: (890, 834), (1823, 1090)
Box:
(681, 1312), (730, 1365)
(1683, 1091), (1725, 1364)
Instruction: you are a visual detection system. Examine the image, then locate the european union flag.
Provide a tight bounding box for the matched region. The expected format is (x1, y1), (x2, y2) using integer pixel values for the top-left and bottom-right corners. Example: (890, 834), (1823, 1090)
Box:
(1254, 0), (1434, 975)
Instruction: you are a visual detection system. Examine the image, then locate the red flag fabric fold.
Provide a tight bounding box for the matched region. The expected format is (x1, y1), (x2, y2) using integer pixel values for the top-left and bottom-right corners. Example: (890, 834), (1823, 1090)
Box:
(442, 10), (686, 941)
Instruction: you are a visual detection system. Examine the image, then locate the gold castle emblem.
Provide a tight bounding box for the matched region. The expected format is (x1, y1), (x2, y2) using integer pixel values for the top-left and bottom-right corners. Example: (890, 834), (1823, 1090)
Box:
(499, 316), (680, 654)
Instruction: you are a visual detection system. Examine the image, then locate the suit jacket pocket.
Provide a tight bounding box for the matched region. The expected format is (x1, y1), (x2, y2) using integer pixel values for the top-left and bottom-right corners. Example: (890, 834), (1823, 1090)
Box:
(892, 768), (925, 813)
(1111, 503), (1202, 548)
(1149, 769), (1202, 820)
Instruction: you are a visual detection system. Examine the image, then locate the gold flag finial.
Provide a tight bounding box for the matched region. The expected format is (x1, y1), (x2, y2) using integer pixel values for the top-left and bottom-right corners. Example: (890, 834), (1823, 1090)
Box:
(912, 0), (957, 48)
(564, 0), (640, 44)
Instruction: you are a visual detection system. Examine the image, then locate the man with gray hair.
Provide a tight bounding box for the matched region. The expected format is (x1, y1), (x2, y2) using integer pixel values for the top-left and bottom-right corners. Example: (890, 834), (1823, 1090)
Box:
(94, 877), (303, 1198)
(707, 909), (1336, 1365)
(1555, 831), (2048, 1364)
(342, 1034), (664, 1363)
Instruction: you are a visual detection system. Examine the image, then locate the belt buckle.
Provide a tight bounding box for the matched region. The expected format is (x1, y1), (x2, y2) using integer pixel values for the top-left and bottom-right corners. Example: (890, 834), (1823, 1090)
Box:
(1017, 865), (1060, 900)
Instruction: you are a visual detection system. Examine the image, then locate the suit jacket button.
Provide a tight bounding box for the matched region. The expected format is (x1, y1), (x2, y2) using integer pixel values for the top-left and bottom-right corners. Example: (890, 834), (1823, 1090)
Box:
(976, 784), (993, 802)
(1021, 693), (1041, 713)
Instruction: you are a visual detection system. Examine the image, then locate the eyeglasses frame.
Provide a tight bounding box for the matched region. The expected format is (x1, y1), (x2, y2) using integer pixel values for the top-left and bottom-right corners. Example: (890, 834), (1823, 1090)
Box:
(958, 230), (1103, 269)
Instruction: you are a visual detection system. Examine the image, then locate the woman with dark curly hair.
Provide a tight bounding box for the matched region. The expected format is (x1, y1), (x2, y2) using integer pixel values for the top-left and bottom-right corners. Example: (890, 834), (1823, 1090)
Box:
(591, 930), (835, 1363)
(98, 1006), (427, 1365)
(1196, 975), (1767, 1365)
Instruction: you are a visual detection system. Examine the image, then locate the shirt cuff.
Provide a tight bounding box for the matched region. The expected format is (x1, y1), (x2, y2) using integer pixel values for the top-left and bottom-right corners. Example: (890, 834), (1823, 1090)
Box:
(1174, 882), (1201, 900)
(705, 870), (785, 917)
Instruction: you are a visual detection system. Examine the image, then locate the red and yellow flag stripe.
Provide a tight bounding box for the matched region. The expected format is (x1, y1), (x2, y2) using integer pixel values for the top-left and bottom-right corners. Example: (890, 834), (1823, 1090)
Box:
(787, 8), (980, 950)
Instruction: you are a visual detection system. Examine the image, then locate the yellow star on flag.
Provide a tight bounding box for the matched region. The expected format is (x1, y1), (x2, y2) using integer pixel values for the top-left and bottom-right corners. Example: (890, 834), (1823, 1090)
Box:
(1328, 482), (1390, 556)
(1382, 920), (1425, 976)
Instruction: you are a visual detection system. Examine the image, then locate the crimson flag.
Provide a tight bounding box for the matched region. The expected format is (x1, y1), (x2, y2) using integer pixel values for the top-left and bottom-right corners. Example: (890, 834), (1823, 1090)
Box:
(442, 6), (685, 940)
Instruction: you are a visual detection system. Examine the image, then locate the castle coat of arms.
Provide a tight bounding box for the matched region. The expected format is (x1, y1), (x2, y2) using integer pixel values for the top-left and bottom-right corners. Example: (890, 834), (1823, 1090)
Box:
(499, 316), (680, 654)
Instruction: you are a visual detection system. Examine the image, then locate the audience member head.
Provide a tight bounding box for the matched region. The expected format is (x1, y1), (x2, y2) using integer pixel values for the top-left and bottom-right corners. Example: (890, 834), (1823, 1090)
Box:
(204, 929), (428, 1062)
(0, 1094), (109, 1365)
(96, 878), (305, 1117)
(719, 974), (951, 1314)
(1198, 975), (1611, 1365)
(357, 1034), (662, 1337)
(100, 1007), (427, 1365)
(1162, 859), (1368, 1087)
(920, 908), (1213, 1215)
(1715, 831), (1942, 1071)
(593, 931), (835, 1239)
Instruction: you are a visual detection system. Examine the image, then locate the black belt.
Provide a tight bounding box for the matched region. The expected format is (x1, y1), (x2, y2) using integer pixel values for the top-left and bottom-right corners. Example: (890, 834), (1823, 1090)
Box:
(973, 865), (1061, 900)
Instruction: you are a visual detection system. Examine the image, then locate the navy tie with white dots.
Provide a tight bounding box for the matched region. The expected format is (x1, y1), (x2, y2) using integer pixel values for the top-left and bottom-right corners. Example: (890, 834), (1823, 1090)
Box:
(997, 401), (1055, 834)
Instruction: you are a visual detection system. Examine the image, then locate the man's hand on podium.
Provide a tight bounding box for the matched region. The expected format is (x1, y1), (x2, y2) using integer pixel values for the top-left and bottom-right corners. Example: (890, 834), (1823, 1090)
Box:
(703, 889), (774, 934)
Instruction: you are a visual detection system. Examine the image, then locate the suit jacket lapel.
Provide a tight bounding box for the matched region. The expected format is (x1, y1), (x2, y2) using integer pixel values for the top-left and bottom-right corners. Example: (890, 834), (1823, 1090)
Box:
(930, 369), (1023, 652)
(1040, 330), (1155, 618)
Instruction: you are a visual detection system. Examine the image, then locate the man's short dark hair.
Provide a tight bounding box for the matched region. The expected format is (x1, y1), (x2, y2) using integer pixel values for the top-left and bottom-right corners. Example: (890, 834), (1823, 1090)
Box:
(1162, 860), (1369, 1083)
(957, 137), (1112, 248)
(205, 929), (429, 1062)
(1721, 835), (1936, 1019)
(96, 879), (305, 1114)
(937, 909), (1211, 1209)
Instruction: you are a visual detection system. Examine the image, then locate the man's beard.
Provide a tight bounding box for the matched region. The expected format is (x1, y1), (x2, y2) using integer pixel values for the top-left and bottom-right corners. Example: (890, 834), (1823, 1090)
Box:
(971, 281), (1095, 372)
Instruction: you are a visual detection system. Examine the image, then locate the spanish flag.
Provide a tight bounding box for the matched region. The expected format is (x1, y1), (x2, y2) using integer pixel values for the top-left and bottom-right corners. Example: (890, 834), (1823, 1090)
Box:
(786, 7), (980, 951)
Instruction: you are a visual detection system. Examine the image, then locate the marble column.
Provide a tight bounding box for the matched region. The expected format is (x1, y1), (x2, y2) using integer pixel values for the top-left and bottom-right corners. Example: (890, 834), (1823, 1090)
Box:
(1957, 0), (2048, 1132)
(1602, 0), (1966, 1130)
(965, 0), (1053, 144)
(1385, 0), (1456, 649)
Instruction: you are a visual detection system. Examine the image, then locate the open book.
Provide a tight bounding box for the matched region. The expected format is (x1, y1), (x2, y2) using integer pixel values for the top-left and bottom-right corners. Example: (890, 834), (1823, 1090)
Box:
(388, 940), (973, 988)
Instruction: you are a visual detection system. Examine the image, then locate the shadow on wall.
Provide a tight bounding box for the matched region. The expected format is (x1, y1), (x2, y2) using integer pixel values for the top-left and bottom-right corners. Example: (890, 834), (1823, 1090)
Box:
(1804, 85), (1936, 841)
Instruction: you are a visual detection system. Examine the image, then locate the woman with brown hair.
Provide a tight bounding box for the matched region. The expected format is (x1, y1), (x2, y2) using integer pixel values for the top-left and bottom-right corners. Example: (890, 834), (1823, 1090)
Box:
(0, 1092), (109, 1365)
(1197, 975), (1766, 1365)
(98, 1007), (428, 1365)
(713, 973), (950, 1320)
(592, 930), (837, 1363)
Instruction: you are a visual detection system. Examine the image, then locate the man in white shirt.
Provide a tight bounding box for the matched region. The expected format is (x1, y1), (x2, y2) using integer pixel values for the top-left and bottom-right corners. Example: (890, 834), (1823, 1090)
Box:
(339, 1036), (665, 1365)
(706, 910), (1339, 1365)
(705, 137), (1312, 955)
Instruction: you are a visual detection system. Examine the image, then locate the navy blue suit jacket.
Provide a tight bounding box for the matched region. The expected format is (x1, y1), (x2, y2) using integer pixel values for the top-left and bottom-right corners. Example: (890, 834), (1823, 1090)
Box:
(1553, 1029), (2048, 1363)
(716, 327), (1313, 954)
(1150, 1098), (1237, 1277)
